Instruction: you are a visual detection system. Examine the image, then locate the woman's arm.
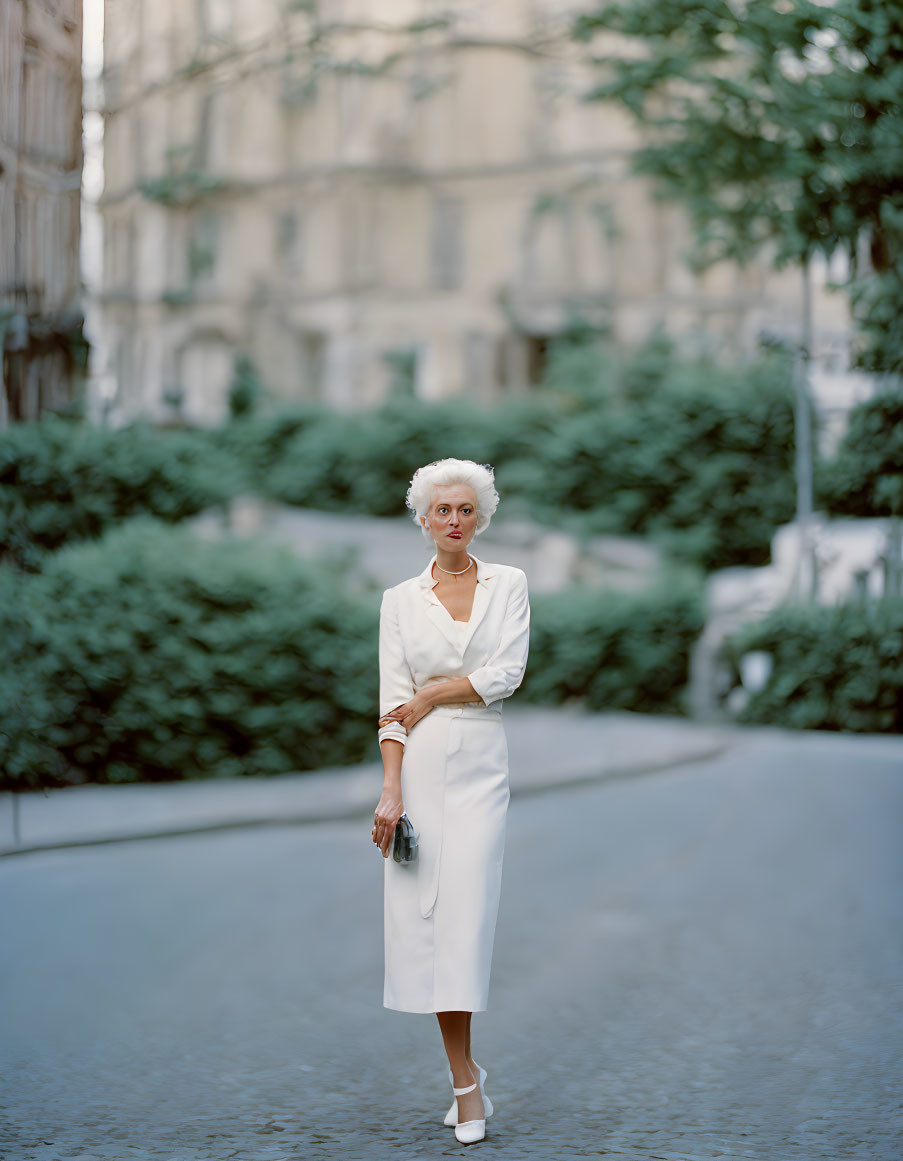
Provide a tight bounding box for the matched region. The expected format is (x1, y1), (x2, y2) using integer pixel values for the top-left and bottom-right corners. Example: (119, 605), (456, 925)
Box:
(425, 676), (483, 705)
(379, 568), (531, 730)
(373, 588), (413, 857)
(373, 738), (404, 858)
(465, 568), (531, 707)
(377, 588), (414, 748)
(378, 675), (482, 734)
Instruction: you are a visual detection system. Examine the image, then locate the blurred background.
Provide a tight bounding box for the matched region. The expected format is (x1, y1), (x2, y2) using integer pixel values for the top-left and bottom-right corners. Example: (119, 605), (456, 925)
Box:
(1, 0), (902, 797)
(2, 8), (902, 1159)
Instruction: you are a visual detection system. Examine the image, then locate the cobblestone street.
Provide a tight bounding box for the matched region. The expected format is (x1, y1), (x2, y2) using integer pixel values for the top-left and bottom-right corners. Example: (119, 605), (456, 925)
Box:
(2, 728), (901, 1160)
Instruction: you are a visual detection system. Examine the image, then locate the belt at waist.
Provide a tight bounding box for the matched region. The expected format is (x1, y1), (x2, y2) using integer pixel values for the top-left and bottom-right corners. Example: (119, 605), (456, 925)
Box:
(429, 702), (502, 719)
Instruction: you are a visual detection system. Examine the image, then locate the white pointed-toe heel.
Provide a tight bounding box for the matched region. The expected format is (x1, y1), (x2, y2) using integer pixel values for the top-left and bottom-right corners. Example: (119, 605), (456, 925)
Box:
(451, 1080), (486, 1145)
(444, 1063), (493, 1126)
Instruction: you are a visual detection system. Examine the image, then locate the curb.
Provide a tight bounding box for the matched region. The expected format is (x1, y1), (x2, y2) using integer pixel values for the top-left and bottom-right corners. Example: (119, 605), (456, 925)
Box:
(0, 737), (730, 860)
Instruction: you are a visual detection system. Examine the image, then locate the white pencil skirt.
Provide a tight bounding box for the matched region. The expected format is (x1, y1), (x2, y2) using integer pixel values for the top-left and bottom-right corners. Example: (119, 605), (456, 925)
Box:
(383, 704), (510, 1014)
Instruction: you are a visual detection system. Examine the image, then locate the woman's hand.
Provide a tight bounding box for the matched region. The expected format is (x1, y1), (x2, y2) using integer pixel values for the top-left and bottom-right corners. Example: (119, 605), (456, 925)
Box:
(378, 689), (435, 733)
(372, 784), (405, 858)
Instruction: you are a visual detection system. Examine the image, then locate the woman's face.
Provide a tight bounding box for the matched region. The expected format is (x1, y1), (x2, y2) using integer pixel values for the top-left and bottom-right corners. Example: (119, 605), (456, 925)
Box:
(422, 483), (479, 550)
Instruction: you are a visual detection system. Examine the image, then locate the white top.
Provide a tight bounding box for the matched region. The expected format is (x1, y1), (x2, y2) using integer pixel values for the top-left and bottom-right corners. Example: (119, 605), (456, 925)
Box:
(378, 553), (531, 748)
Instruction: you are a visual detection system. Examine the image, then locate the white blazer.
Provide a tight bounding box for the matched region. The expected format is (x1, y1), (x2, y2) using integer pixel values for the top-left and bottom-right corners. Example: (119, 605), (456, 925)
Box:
(378, 553), (530, 748)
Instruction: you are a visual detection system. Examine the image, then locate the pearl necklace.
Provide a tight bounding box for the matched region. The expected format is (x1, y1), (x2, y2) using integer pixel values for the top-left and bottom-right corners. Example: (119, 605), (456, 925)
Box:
(435, 555), (474, 576)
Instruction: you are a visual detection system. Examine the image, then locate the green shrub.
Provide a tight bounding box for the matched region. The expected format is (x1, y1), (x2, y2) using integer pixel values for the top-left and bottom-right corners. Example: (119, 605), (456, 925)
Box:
(522, 578), (705, 714)
(0, 416), (237, 570)
(1, 337), (800, 576)
(727, 600), (903, 733)
(499, 348), (798, 570)
(259, 395), (559, 515)
(540, 324), (672, 406)
(818, 388), (903, 517)
(0, 515), (708, 789)
(0, 520), (379, 789)
(249, 341), (795, 572)
(851, 266), (903, 376)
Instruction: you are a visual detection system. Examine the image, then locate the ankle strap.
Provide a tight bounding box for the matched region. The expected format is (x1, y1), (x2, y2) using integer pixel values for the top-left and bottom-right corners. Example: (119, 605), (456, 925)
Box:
(453, 1081), (478, 1096)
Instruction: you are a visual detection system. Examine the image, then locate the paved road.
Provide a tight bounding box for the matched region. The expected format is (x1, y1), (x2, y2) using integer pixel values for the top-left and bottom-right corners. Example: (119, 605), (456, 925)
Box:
(1, 729), (901, 1161)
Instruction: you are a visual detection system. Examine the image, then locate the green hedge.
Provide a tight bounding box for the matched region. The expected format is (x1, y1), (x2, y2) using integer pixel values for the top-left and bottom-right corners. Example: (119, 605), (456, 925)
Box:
(0, 518), (707, 788)
(727, 600), (903, 733)
(497, 345), (797, 570)
(521, 579), (705, 714)
(247, 343), (796, 570)
(256, 394), (560, 515)
(818, 388), (903, 517)
(0, 340), (798, 574)
(0, 520), (378, 789)
(0, 416), (237, 570)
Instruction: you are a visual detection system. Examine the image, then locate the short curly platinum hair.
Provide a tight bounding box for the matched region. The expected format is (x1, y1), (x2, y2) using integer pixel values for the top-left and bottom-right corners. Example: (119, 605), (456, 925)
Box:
(406, 458), (499, 538)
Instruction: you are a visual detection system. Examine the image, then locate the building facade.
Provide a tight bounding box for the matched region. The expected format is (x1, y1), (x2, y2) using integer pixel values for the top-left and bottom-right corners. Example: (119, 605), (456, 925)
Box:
(1, 0), (84, 426)
(97, 0), (854, 424)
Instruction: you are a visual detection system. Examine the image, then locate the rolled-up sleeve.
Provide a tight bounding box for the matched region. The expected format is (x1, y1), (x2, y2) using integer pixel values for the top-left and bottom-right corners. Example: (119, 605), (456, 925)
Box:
(468, 570), (530, 708)
(378, 587), (415, 747)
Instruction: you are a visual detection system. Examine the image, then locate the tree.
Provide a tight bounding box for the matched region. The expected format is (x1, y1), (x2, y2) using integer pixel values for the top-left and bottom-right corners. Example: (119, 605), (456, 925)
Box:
(574, 0), (903, 592)
(574, 1), (902, 326)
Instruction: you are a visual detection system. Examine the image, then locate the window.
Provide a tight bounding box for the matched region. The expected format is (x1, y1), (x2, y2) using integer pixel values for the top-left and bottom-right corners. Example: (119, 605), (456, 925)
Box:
(525, 335), (550, 386)
(189, 210), (220, 286)
(276, 210), (303, 278)
(178, 336), (233, 424)
(462, 331), (495, 395)
(431, 193), (463, 291)
(199, 0), (232, 44)
(299, 331), (325, 399)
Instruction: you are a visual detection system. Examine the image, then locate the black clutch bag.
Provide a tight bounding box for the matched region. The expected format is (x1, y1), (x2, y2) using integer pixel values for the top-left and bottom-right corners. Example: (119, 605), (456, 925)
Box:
(393, 812), (418, 865)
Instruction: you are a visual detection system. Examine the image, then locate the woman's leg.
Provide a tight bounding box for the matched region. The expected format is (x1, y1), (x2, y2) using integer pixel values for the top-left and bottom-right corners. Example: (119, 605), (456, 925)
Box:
(463, 1011), (479, 1077)
(436, 1012), (484, 1123)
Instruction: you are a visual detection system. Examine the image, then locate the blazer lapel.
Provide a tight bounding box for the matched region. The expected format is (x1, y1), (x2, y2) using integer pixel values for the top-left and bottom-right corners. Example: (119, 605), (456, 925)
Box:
(460, 556), (496, 649)
(418, 555), (460, 649)
(422, 598), (461, 649)
(417, 553), (498, 651)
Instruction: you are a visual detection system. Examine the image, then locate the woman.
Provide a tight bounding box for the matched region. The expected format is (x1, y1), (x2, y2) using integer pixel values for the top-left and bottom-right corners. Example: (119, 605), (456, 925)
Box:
(372, 458), (530, 1145)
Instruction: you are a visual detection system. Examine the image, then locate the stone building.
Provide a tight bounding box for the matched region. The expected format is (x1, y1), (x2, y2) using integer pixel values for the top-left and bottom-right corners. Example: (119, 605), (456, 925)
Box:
(97, 0), (855, 424)
(0, 0), (85, 425)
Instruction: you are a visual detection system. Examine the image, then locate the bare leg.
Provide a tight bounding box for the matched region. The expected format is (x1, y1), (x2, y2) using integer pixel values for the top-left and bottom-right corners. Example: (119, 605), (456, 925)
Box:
(436, 1012), (484, 1124)
(464, 1011), (478, 1077)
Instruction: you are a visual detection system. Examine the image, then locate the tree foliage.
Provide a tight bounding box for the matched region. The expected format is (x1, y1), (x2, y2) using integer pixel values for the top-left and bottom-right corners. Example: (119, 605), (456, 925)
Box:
(575, 0), (903, 370)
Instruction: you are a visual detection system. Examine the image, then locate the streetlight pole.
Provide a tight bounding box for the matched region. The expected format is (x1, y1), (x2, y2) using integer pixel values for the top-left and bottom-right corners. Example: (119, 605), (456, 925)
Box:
(792, 260), (817, 602)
